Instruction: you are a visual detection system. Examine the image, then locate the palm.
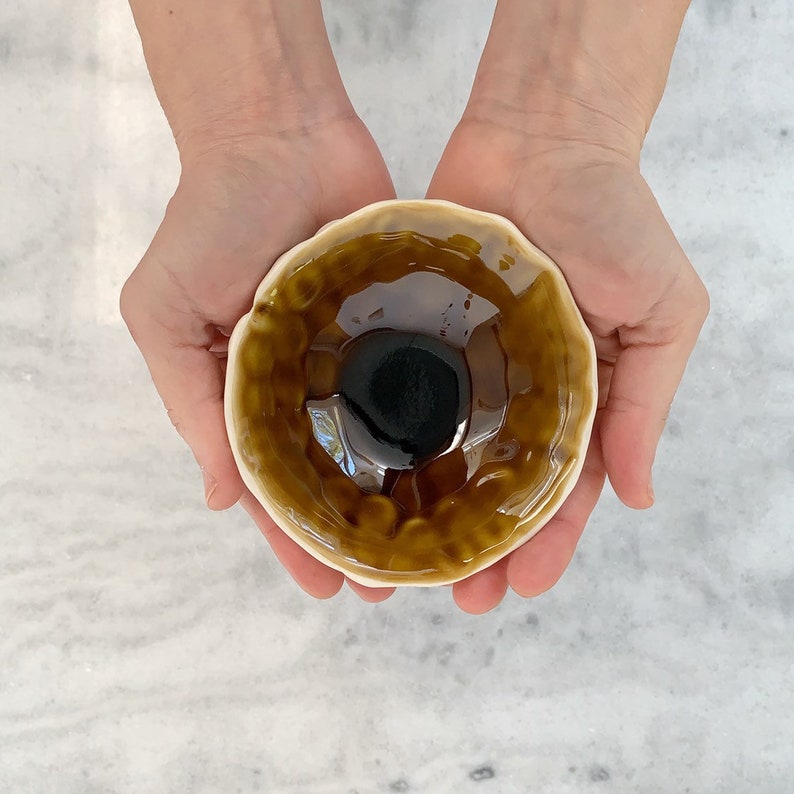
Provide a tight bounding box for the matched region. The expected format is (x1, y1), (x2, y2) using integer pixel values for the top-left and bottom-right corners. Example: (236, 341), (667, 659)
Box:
(428, 118), (708, 612)
(157, 120), (395, 329)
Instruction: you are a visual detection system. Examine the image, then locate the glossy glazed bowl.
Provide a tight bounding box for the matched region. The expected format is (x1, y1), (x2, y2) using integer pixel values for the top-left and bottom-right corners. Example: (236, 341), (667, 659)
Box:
(224, 199), (597, 586)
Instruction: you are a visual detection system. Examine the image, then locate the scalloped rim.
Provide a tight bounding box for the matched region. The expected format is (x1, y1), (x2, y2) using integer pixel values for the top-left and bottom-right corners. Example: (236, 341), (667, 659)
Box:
(224, 199), (597, 587)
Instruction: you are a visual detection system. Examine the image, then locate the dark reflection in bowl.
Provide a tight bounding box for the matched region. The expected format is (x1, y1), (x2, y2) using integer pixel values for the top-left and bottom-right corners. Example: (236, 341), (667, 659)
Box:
(228, 204), (596, 586)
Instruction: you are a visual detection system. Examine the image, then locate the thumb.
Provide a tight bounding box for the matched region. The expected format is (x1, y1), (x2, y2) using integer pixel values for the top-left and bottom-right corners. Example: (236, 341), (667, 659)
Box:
(600, 258), (709, 509)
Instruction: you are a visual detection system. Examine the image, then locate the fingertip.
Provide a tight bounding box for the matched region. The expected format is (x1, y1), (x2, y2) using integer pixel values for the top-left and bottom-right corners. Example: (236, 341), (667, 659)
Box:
(507, 568), (557, 600)
(599, 418), (657, 510)
(346, 578), (396, 603)
(507, 563), (550, 599)
(506, 528), (575, 599)
(204, 474), (245, 511)
(609, 474), (655, 511)
(286, 557), (345, 600)
(452, 560), (509, 614)
(201, 454), (246, 510)
(452, 589), (505, 615)
(302, 570), (345, 600)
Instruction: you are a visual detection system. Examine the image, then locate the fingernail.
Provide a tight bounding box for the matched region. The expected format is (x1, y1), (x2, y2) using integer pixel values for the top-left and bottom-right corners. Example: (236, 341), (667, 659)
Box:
(202, 469), (218, 507)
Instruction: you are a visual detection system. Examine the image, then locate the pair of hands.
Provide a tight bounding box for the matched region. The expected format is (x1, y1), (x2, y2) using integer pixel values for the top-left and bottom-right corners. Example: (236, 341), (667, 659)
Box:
(121, 33), (708, 615)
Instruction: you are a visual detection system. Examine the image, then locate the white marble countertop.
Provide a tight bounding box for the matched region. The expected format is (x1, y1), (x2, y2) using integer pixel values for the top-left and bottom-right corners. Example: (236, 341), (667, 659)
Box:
(1, 1), (792, 792)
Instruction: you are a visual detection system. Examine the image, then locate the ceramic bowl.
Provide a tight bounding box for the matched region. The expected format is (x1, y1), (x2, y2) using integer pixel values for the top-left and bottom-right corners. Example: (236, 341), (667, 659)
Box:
(224, 199), (597, 587)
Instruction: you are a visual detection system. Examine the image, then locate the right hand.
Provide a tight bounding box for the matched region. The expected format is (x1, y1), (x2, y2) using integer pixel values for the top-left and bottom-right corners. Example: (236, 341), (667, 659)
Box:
(428, 121), (709, 612)
(121, 116), (397, 602)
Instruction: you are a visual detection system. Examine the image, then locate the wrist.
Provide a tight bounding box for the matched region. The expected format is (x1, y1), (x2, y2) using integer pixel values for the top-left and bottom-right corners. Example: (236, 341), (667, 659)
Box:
(465, 0), (690, 161)
(130, 0), (353, 161)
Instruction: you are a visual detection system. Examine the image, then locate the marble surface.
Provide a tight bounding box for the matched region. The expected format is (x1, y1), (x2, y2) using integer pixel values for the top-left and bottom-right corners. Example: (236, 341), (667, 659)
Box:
(1, 1), (793, 792)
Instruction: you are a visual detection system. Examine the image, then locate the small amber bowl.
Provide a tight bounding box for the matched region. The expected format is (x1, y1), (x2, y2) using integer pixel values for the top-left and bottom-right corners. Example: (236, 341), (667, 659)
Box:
(224, 200), (597, 587)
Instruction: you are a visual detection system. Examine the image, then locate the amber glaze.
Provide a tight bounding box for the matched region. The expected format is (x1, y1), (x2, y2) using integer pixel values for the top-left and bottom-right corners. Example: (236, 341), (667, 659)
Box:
(227, 202), (596, 586)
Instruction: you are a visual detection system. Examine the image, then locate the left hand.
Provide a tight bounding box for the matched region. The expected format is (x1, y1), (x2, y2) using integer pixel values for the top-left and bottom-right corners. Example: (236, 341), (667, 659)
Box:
(121, 119), (398, 604)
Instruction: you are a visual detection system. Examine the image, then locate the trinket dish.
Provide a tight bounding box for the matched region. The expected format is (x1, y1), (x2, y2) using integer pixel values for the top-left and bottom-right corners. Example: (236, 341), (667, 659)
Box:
(224, 200), (597, 586)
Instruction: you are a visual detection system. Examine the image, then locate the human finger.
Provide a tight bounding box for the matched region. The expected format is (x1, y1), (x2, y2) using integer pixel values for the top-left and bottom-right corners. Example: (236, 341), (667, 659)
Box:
(452, 557), (510, 615)
(600, 268), (709, 509)
(507, 429), (606, 597)
(240, 491), (345, 599)
(345, 578), (396, 603)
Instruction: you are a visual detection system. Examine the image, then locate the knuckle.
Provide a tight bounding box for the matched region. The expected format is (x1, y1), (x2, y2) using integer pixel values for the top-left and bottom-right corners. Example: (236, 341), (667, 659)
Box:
(119, 270), (142, 327)
(695, 279), (711, 322)
(119, 264), (157, 343)
(606, 390), (647, 416)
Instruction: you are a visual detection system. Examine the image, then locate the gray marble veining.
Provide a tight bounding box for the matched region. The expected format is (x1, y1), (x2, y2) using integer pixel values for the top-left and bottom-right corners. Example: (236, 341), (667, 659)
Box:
(1, 1), (792, 792)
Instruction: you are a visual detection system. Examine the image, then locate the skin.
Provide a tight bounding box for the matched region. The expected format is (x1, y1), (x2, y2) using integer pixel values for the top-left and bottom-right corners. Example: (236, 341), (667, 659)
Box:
(122, 0), (708, 613)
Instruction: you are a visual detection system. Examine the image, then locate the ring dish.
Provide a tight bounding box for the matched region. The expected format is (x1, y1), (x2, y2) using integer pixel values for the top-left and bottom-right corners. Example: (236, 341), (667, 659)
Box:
(225, 199), (597, 587)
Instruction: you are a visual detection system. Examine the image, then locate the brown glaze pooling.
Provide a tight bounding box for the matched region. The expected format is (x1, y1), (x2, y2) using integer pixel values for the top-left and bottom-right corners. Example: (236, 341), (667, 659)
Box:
(228, 206), (596, 586)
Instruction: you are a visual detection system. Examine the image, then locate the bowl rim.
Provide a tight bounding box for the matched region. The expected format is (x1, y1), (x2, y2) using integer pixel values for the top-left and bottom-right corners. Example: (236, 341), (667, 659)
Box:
(224, 198), (598, 587)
